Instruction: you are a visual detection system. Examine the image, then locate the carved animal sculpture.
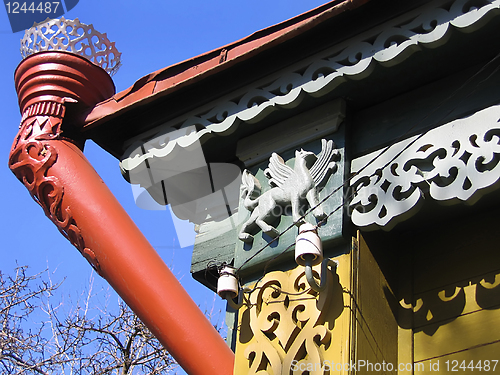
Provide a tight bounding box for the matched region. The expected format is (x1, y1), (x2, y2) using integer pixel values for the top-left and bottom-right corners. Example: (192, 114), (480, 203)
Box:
(239, 139), (339, 243)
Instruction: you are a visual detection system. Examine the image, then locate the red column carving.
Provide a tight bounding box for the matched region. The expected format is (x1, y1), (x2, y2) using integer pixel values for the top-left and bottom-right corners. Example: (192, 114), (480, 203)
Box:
(9, 52), (234, 375)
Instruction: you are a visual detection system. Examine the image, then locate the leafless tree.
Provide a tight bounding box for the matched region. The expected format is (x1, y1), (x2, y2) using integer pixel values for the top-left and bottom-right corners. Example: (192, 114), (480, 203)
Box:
(0, 266), (223, 374)
(42, 289), (177, 375)
(0, 266), (56, 374)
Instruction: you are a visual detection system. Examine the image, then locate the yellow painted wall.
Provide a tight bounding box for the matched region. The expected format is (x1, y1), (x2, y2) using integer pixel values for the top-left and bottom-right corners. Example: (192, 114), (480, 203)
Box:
(398, 212), (500, 374)
(233, 234), (398, 374)
(232, 215), (500, 375)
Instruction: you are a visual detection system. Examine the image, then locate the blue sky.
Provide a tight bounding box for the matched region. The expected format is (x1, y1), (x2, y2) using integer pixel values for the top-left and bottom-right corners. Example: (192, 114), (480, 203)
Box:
(0, 0), (327, 366)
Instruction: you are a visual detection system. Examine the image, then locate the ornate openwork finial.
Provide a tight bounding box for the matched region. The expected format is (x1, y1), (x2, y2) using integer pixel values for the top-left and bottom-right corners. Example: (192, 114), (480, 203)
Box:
(20, 17), (121, 76)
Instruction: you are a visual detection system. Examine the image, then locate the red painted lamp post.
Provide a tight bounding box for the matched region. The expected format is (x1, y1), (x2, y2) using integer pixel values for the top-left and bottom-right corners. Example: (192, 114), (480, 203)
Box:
(9, 19), (234, 375)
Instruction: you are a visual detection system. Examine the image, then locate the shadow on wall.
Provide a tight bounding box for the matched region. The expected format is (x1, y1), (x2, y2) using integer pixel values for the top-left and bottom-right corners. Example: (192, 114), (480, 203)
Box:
(399, 269), (500, 336)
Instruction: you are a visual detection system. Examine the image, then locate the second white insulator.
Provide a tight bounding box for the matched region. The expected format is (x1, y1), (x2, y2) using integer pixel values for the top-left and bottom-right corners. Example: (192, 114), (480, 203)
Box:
(295, 223), (323, 266)
(217, 266), (239, 299)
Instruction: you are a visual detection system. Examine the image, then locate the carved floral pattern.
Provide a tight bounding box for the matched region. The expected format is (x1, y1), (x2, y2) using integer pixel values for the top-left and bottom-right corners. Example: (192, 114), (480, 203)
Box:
(9, 101), (101, 274)
(350, 105), (500, 229)
(240, 264), (339, 375)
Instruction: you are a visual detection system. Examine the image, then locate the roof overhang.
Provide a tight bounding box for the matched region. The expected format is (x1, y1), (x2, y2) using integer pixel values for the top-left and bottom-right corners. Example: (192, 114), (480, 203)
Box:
(79, 0), (424, 157)
(115, 0), (500, 171)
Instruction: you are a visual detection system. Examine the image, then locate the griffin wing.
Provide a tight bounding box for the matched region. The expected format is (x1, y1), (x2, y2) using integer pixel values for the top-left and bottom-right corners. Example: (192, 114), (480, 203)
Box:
(264, 152), (294, 188)
(241, 169), (261, 199)
(310, 139), (339, 186)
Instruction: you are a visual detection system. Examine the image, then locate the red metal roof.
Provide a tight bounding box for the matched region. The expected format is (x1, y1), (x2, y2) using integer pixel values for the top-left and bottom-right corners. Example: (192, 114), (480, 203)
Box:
(83, 0), (370, 130)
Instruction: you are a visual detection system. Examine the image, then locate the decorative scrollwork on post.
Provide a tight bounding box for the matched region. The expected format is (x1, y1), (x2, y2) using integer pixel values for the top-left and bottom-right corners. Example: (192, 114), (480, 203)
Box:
(238, 263), (342, 375)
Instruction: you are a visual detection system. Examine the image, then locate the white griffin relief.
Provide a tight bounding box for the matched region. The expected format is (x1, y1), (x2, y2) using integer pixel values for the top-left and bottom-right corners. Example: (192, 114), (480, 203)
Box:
(350, 105), (500, 230)
(239, 139), (339, 243)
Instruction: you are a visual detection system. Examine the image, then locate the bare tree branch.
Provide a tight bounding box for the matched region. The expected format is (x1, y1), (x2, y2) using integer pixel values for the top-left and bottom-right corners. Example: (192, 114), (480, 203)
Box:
(1, 265), (226, 374)
(0, 266), (188, 374)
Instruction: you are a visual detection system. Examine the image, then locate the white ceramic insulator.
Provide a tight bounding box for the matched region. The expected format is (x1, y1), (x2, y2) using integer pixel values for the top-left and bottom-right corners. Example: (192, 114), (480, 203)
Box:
(295, 223), (323, 266)
(217, 266), (239, 299)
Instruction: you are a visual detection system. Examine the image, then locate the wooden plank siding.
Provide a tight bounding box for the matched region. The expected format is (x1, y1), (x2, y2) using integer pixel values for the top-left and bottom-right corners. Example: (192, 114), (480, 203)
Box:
(407, 210), (500, 373)
(354, 233), (398, 375)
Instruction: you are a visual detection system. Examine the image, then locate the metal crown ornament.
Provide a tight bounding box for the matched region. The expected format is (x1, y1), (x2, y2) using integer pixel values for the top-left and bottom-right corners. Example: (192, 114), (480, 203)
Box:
(20, 17), (121, 76)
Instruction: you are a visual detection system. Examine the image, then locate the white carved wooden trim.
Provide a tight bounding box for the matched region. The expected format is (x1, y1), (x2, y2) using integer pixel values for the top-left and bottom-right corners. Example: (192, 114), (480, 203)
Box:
(121, 0), (500, 173)
(350, 105), (500, 230)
